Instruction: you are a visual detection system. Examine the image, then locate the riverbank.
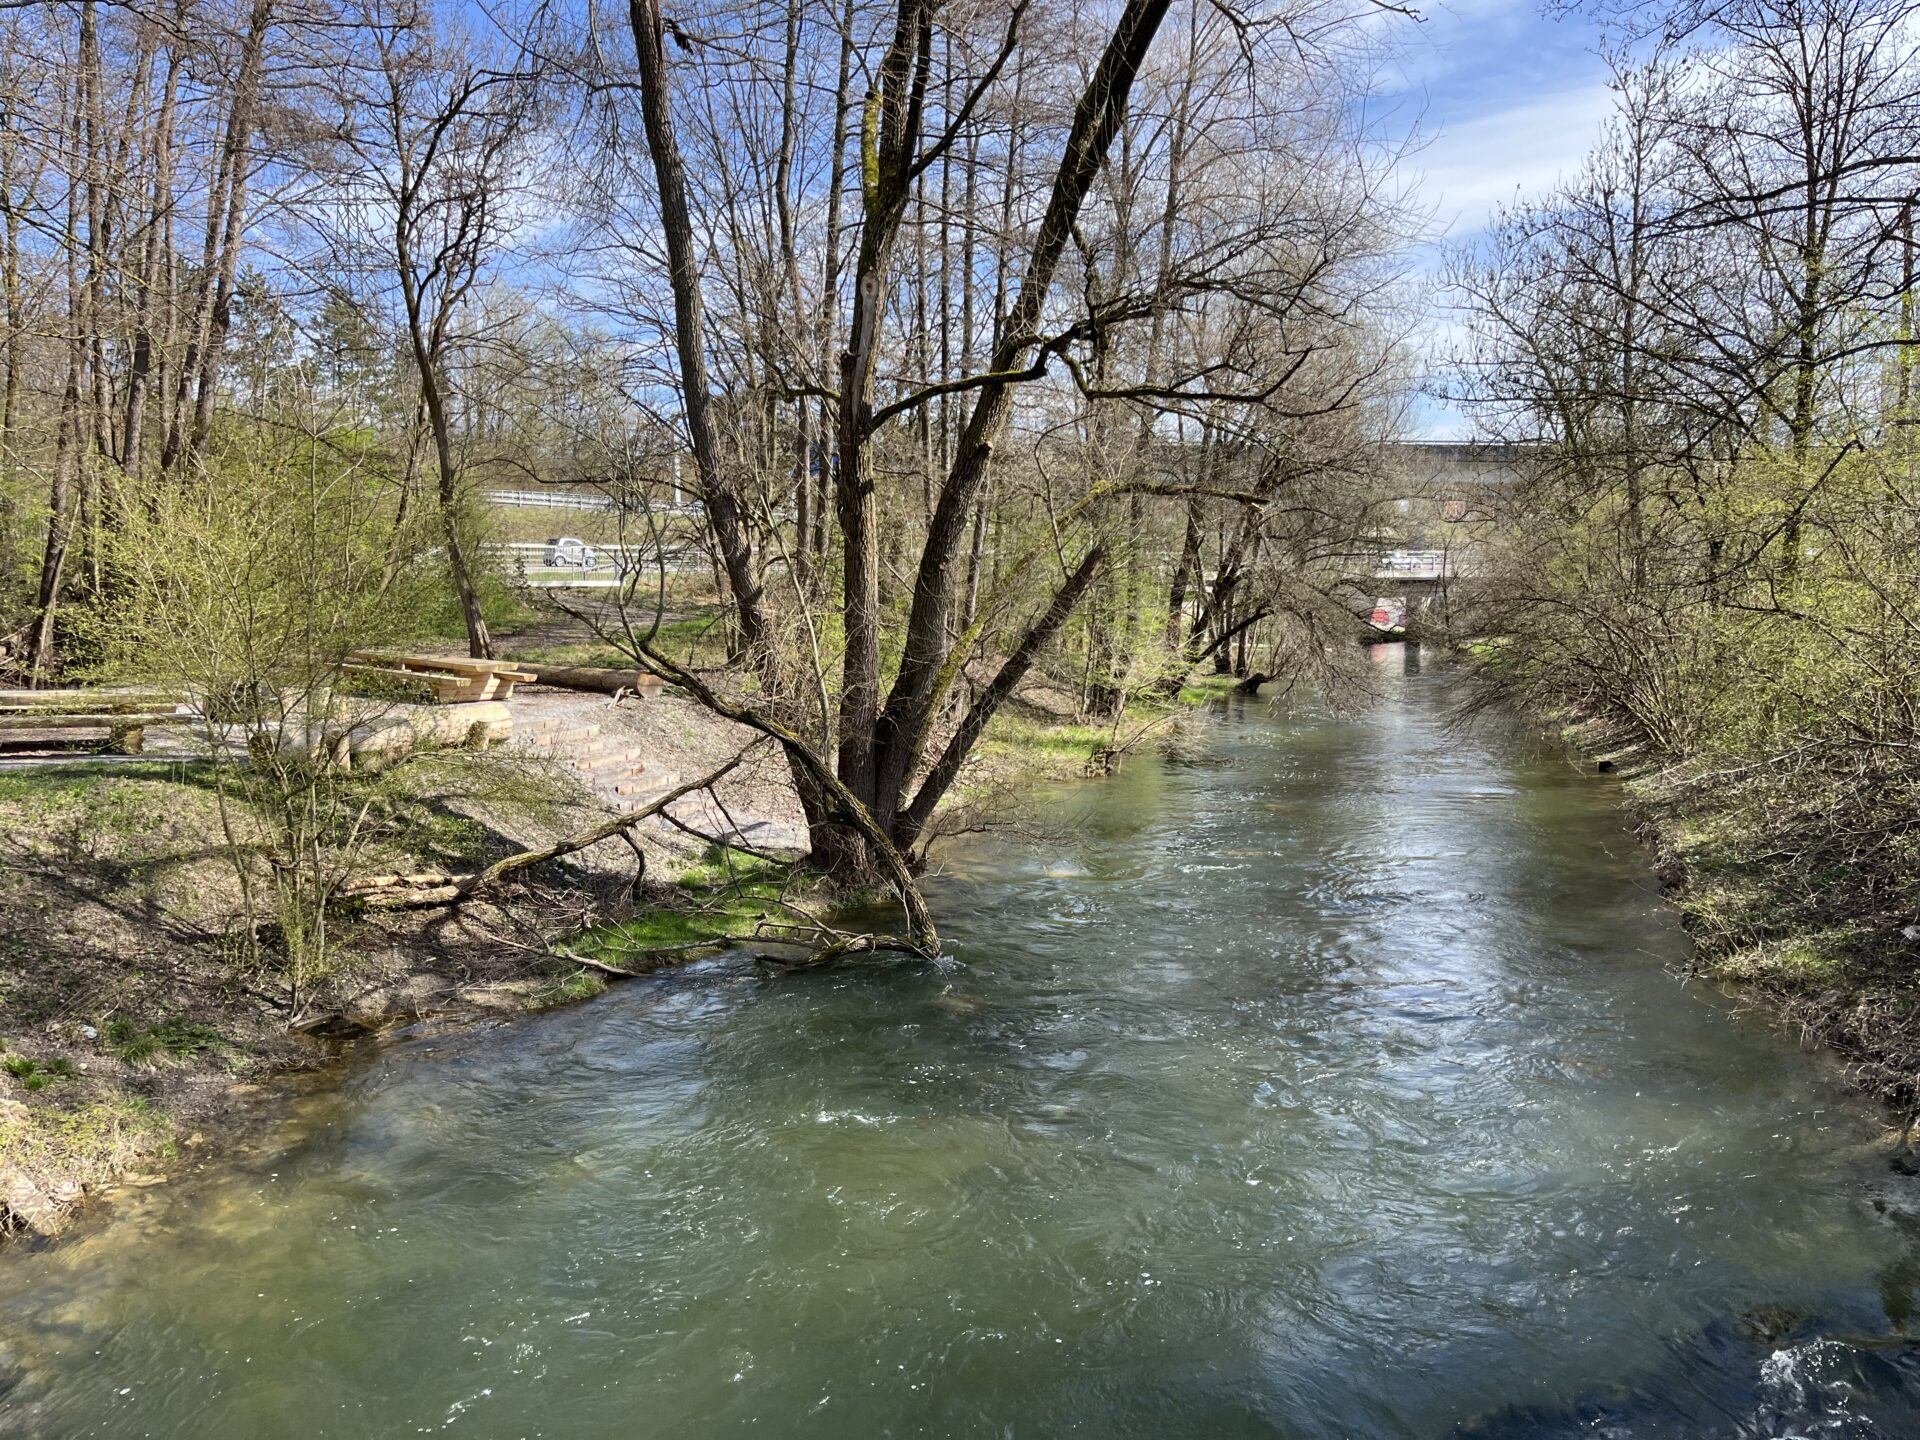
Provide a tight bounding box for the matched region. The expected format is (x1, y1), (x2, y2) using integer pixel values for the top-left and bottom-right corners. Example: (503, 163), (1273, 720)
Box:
(1556, 712), (1920, 1117)
(0, 671), (1221, 1239)
(0, 747), (639, 1236)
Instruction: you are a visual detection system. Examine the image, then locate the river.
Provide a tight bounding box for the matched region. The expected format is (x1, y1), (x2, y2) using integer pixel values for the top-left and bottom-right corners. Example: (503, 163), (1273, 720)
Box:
(4, 644), (1920, 1437)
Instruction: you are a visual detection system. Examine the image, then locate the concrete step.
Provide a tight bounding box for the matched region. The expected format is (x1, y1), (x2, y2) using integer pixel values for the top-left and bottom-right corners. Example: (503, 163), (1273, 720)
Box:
(569, 755), (641, 773)
(619, 770), (680, 798)
(506, 706), (665, 799)
(544, 737), (618, 753)
(611, 780), (663, 798)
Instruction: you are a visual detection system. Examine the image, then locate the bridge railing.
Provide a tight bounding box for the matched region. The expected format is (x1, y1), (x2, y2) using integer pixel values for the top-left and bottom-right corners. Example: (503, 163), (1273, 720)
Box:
(1371, 549), (1454, 581)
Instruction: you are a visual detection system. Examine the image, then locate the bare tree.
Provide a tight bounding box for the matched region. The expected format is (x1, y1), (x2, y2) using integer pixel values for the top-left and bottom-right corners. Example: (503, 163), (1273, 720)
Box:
(574, 0), (1411, 909)
(318, 0), (541, 658)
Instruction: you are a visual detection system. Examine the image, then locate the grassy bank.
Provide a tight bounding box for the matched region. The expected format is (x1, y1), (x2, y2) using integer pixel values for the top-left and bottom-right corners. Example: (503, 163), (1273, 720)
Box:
(1655, 796), (1920, 1116)
(974, 675), (1239, 777)
(1552, 714), (1920, 1116)
(0, 753), (639, 1236)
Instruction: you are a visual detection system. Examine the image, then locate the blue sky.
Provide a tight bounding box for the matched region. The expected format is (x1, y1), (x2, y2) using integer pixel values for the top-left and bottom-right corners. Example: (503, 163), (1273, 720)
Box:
(1372, 0), (1617, 435)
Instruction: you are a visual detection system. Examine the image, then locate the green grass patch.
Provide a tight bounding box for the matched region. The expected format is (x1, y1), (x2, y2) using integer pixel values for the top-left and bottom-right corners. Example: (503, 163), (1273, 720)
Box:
(976, 698), (1187, 780)
(3, 1054), (75, 1091)
(592, 887), (781, 953)
(578, 850), (796, 963)
(0, 764), (219, 819)
(979, 712), (1115, 764)
(102, 1018), (227, 1067)
(0, 771), (95, 806)
(1175, 675), (1240, 705)
(530, 967), (607, 1008)
(655, 614), (721, 643)
(1697, 929), (1855, 986)
(0, 1093), (169, 1173)
(674, 842), (785, 890)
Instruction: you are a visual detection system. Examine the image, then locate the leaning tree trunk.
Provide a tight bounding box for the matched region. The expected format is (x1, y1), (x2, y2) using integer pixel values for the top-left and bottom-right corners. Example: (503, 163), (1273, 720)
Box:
(870, 0), (1176, 841)
(628, 0), (767, 661)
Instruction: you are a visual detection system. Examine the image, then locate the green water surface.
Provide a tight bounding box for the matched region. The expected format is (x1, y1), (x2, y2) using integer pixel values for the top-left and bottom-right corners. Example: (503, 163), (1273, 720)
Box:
(5, 647), (1919, 1438)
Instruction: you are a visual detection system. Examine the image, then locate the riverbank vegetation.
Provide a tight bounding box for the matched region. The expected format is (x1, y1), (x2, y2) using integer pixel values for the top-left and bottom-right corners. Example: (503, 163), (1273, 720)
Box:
(0, 746), (627, 1231)
(1453, 0), (1920, 1104)
(0, 659), (1236, 1233)
(11, 0), (1920, 1227)
(0, 0), (1415, 954)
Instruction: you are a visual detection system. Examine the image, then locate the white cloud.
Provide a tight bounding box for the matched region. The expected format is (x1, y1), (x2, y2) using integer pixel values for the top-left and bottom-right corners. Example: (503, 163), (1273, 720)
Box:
(1412, 82), (1618, 239)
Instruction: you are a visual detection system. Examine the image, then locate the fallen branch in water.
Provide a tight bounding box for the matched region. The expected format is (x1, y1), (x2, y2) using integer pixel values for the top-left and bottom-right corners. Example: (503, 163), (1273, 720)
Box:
(561, 907), (935, 981)
(553, 936), (762, 979)
(340, 748), (760, 910)
(1085, 712), (1178, 776)
(553, 946), (648, 978)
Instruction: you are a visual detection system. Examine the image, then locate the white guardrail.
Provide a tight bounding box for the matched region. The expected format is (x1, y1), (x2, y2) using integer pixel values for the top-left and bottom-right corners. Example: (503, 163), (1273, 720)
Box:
(485, 490), (707, 519)
(1372, 549), (1452, 581)
(487, 489), (614, 511)
(485, 540), (700, 589)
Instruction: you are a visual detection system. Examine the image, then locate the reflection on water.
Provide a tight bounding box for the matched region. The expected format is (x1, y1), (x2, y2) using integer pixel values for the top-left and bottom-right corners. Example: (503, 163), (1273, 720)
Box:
(5, 646), (1920, 1439)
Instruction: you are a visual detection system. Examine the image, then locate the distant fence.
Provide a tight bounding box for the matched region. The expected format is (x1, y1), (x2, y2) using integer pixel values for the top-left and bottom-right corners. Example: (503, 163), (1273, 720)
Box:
(486, 489), (615, 512)
(485, 490), (705, 520)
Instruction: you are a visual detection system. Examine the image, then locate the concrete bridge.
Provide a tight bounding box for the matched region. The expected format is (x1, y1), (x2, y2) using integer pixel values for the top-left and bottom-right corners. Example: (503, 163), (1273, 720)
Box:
(1372, 548), (1455, 582)
(1357, 550), (1459, 633)
(1354, 442), (1533, 632)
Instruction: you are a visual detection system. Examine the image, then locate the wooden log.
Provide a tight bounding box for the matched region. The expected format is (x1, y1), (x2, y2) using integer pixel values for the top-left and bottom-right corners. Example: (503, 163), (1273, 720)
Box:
(340, 663), (486, 704)
(337, 870), (459, 896)
(405, 656), (537, 682)
(0, 726), (112, 746)
(344, 655), (538, 702)
(341, 700), (512, 763)
(0, 716), (160, 752)
(0, 711), (179, 729)
(522, 665), (666, 698)
(350, 652), (537, 682)
(0, 689), (187, 714)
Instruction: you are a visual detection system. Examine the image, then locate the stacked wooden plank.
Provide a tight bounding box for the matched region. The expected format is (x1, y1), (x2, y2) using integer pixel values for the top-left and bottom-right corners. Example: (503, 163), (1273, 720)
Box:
(343, 653), (539, 703)
(0, 689), (192, 754)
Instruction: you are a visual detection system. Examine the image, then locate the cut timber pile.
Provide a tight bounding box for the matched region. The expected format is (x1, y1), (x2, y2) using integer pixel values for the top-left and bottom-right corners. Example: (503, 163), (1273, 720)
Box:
(0, 689), (192, 754)
(518, 664), (665, 698)
(343, 653), (538, 703)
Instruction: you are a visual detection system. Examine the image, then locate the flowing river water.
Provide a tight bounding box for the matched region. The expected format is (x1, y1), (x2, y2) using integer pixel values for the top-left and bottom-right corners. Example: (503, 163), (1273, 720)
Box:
(6, 645), (1920, 1438)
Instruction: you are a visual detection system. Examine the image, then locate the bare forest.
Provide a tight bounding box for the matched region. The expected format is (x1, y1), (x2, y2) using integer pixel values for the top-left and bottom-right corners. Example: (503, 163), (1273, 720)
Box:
(1453, 0), (1920, 1091)
(0, 0), (1415, 925)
